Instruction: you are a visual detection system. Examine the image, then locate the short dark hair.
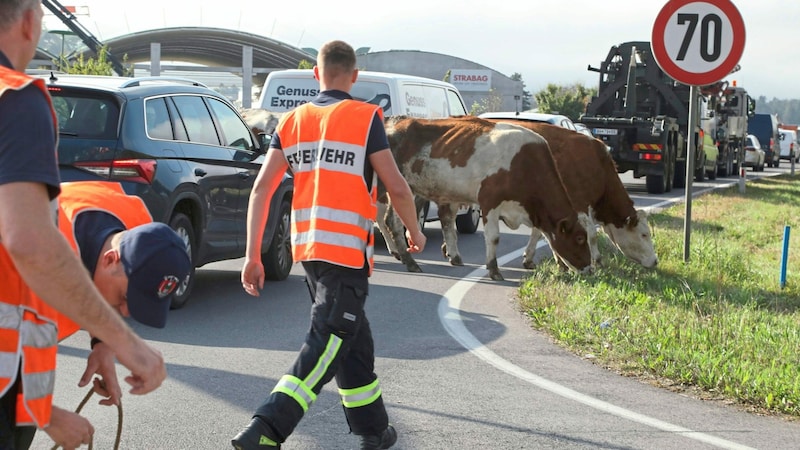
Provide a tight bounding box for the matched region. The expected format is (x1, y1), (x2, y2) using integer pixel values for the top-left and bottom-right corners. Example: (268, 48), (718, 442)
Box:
(0, 0), (38, 29)
(317, 40), (356, 78)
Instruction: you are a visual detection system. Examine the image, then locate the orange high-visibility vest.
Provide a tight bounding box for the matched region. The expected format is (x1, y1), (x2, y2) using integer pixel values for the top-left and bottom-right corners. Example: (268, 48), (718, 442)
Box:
(0, 67), (60, 428)
(277, 99), (380, 274)
(54, 181), (153, 342)
(11, 181), (153, 428)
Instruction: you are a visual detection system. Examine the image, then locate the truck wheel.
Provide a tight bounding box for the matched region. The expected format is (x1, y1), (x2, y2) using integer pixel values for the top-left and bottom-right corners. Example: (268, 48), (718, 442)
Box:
(262, 197), (293, 281)
(646, 174), (667, 194)
(673, 160), (686, 189)
(168, 212), (196, 310)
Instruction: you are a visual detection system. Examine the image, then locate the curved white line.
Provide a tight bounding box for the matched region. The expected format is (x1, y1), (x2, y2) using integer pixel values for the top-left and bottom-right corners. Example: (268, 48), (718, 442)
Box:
(437, 244), (755, 450)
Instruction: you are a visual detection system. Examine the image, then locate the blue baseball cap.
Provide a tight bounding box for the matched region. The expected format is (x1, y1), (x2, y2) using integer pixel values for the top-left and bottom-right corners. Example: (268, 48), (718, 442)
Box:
(119, 222), (192, 328)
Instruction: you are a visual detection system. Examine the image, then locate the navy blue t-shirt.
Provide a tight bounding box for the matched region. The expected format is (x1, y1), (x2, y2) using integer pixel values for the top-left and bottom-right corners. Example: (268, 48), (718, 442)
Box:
(0, 52), (60, 199)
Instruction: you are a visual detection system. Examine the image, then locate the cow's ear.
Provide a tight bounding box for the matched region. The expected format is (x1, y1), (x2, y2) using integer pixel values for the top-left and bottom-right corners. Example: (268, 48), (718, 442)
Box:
(625, 214), (639, 229)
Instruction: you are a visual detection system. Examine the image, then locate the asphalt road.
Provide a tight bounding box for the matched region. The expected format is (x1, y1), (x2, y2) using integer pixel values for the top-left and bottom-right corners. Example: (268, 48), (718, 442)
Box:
(31, 164), (800, 450)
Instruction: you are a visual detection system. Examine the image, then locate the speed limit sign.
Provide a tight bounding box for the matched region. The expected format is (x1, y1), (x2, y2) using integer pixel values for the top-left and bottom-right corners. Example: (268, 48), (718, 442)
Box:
(651, 0), (745, 86)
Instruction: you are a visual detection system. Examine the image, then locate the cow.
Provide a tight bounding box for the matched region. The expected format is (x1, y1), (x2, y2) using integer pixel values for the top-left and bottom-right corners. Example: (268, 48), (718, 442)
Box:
(380, 115), (594, 280)
(483, 120), (658, 269)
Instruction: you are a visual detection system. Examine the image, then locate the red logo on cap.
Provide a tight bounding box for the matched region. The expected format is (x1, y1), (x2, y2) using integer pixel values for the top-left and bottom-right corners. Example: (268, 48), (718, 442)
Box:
(157, 276), (180, 298)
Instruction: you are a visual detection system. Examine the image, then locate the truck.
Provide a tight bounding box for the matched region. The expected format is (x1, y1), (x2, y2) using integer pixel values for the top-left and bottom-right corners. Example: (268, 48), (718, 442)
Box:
(579, 41), (712, 194)
(700, 80), (755, 175)
(748, 113), (781, 168)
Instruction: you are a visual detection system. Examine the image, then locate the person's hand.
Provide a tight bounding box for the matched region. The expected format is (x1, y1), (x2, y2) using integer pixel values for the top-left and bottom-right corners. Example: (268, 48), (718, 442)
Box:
(406, 229), (426, 253)
(80, 341), (121, 406)
(241, 257), (265, 296)
(44, 406), (94, 450)
(112, 338), (166, 395)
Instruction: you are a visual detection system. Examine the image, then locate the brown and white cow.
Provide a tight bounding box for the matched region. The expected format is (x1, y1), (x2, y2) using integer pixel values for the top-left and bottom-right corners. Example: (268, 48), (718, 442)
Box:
(484, 120), (658, 269)
(380, 115), (594, 280)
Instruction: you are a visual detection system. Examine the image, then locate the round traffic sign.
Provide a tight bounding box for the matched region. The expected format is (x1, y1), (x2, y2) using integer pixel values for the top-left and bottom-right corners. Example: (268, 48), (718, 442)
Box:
(651, 0), (745, 86)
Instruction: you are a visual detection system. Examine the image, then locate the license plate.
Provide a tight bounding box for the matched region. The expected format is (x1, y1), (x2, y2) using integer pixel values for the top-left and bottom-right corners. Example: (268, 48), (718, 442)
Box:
(594, 128), (618, 136)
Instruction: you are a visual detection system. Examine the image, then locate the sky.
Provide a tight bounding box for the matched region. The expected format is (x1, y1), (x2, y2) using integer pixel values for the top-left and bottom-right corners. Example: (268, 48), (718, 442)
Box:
(41, 0), (800, 101)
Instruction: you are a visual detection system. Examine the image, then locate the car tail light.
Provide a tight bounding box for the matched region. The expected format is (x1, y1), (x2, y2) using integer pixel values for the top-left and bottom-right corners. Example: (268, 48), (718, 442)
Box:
(74, 159), (157, 184)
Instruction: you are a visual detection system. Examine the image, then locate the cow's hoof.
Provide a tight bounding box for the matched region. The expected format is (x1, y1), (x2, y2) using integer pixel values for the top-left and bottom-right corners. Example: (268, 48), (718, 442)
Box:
(405, 263), (423, 273)
(449, 255), (464, 266)
(489, 270), (505, 281)
(400, 255), (422, 273)
(522, 259), (535, 270)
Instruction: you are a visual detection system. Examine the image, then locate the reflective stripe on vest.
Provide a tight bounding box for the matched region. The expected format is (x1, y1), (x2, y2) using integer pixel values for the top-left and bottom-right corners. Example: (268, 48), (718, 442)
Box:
(339, 378), (382, 409)
(278, 100), (380, 273)
(0, 67), (61, 428)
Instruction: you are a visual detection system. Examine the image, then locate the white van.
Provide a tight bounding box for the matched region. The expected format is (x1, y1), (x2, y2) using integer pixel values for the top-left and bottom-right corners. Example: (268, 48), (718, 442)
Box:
(257, 69), (468, 118)
(778, 129), (799, 163)
(259, 69), (481, 233)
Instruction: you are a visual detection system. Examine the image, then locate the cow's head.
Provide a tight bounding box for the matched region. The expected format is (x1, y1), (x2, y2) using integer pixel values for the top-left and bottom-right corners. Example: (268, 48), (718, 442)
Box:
(547, 212), (594, 274)
(241, 108), (282, 137)
(603, 209), (658, 268)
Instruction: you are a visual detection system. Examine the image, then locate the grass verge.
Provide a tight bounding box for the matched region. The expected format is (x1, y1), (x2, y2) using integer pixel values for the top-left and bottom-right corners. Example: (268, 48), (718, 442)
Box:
(518, 174), (800, 418)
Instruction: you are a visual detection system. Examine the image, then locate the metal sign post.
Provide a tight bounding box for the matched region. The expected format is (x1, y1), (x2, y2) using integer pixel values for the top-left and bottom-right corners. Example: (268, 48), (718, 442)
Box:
(651, 0), (746, 262)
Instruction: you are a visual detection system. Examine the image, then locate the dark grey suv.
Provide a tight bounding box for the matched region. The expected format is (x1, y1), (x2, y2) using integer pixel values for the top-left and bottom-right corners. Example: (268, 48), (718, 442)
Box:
(42, 73), (293, 309)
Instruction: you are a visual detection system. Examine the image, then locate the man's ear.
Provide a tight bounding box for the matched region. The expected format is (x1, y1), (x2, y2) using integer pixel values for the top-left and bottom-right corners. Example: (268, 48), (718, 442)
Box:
(20, 8), (35, 42)
(351, 68), (359, 84)
(100, 248), (122, 268)
(313, 66), (320, 80)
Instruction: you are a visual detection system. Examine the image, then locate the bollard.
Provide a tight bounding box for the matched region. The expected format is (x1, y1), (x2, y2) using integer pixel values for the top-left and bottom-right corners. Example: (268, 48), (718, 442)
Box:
(738, 166), (746, 194)
(780, 226), (791, 289)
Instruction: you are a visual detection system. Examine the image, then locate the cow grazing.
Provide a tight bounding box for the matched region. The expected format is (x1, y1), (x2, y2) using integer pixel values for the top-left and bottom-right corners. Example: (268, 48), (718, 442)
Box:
(484, 120), (657, 269)
(381, 115), (593, 280)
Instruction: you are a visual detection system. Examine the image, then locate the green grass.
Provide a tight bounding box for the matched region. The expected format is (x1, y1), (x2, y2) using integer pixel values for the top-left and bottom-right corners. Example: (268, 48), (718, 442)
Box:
(517, 174), (800, 418)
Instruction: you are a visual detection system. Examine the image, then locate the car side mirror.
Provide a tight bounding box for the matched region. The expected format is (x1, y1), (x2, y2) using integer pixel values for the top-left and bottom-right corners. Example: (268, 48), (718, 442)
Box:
(258, 132), (272, 152)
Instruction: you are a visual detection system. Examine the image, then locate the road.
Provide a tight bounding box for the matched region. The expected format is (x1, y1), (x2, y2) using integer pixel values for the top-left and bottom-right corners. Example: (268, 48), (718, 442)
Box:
(31, 165), (800, 449)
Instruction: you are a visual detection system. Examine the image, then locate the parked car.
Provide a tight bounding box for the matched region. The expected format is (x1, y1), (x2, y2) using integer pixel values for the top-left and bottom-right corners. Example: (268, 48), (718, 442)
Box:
(573, 122), (595, 139)
(778, 128), (799, 163)
(41, 74), (293, 309)
(743, 134), (766, 171)
(479, 111), (578, 131)
(748, 113), (780, 168)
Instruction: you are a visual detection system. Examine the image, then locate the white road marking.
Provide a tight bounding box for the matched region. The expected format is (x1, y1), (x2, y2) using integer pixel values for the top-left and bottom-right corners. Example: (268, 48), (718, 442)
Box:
(437, 244), (755, 450)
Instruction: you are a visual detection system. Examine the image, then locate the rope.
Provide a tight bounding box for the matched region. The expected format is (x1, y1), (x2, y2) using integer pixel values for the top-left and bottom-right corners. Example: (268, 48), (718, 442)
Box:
(50, 385), (123, 450)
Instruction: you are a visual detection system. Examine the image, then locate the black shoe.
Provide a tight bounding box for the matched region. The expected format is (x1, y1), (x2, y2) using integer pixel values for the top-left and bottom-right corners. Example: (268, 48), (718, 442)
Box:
(360, 424), (397, 450)
(231, 417), (281, 449)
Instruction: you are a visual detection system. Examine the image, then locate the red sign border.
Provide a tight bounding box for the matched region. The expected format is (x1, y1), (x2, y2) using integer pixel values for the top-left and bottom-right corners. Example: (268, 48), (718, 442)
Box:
(651, 0), (746, 86)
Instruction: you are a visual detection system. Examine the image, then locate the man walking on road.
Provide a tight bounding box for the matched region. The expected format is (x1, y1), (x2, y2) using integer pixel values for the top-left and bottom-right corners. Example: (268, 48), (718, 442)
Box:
(0, 1), (169, 448)
(233, 40), (425, 449)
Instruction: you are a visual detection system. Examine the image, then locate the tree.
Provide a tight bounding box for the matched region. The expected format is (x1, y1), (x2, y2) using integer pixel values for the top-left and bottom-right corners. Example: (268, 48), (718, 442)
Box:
(510, 72), (532, 111)
(55, 45), (131, 76)
(534, 83), (597, 121)
(469, 88), (503, 115)
(297, 59), (314, 69)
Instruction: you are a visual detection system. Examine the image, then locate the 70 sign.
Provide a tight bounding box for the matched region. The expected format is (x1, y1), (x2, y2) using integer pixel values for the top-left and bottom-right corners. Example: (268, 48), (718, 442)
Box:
(651, 0), (745, 86)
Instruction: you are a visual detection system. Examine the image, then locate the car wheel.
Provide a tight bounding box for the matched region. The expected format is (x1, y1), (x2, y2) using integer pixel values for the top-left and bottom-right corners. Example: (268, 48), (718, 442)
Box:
(168, 212), (196, 310)
(415, 199), (429, 233)
(263, 196), (292, 281)
(455, 206), (481, 234)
